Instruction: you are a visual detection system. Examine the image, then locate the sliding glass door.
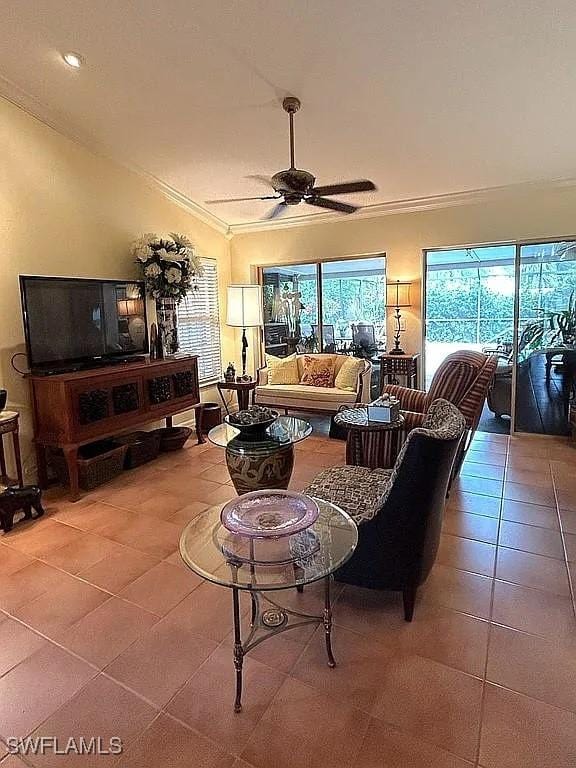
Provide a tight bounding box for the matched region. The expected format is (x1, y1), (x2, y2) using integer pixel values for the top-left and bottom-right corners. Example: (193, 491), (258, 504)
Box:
(261, 255), (386, 358)
(424, 239), (576, 435)
(515, 241), (576, 435)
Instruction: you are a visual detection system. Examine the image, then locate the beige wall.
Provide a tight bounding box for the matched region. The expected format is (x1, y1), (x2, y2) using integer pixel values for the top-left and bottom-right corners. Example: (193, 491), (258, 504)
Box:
(0, 95), (233, 477)
(230, 185), (576, 370)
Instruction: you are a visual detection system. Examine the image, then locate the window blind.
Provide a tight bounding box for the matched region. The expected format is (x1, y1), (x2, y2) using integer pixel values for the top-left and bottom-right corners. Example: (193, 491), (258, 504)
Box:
(177, 258), (222, 384)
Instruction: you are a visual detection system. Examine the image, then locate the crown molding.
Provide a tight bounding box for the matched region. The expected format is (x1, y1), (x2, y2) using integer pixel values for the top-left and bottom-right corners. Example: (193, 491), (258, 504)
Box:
(0, 74), (232, 237)
(227, 177), (576, 235)
(3, 74), (576, 241)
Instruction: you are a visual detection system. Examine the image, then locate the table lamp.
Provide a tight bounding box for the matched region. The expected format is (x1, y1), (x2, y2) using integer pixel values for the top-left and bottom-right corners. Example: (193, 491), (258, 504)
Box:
(226, 285), (263, 380)
(386, 280), (412, 355)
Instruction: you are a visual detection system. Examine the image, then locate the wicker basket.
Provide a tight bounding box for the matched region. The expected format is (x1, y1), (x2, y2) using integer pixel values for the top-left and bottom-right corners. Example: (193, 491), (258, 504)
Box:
(153, 426), (193, 451)
(51, 441), (128, 491)
(115, 431), (161, 469)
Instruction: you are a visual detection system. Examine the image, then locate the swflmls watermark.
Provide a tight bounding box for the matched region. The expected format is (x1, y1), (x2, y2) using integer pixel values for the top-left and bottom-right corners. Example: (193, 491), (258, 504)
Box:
(7, 736), (123, 756)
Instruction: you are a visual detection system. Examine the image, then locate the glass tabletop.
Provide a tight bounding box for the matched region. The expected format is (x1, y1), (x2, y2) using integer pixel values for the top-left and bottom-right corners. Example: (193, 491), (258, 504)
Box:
(179, 499), (358, 591)
(208, 415), (312, 452)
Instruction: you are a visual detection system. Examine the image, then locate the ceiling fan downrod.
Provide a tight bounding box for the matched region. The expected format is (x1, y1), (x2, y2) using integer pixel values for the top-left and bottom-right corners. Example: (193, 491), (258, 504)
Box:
(282, 96), (301, 170)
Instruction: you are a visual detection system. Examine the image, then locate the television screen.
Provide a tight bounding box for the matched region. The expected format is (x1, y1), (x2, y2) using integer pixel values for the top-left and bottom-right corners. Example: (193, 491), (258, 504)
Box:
(20, 276), (148, 370)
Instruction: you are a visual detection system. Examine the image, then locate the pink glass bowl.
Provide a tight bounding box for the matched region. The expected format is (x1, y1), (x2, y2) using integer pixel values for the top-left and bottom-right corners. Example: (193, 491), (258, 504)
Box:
(220, 490), (319, 539)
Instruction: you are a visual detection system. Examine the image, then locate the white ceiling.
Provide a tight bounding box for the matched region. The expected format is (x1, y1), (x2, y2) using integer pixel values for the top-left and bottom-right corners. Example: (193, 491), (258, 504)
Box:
(2, 0), (576, 229)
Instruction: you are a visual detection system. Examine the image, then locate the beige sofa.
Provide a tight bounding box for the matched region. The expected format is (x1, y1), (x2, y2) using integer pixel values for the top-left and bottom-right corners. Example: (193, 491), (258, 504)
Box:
(255, 353), (373, 414)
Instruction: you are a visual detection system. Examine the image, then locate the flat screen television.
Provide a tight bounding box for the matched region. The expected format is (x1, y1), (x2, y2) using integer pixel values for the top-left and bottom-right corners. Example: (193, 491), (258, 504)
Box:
(20, 276), (148, 373)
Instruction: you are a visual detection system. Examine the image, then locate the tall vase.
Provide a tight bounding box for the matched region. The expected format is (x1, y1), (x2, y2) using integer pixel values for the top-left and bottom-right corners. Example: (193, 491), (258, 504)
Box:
(156, 297), (179, 356)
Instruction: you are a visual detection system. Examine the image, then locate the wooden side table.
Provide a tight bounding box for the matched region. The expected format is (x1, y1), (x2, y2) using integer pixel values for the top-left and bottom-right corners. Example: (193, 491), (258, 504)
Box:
(0, 411), (24, 488)
(379, 354), (419, 392)
(334, 405), (405, 469)
(217, 380), (257, 415)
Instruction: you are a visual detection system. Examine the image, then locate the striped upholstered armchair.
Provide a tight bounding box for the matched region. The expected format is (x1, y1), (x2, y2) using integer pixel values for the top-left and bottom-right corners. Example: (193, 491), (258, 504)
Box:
(378, 350), (498, 474)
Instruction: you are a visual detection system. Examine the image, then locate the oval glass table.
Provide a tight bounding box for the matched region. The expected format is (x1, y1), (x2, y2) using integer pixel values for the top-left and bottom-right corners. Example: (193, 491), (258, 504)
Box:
(208, 416), (312, 493)
(180, 499), (358, 712)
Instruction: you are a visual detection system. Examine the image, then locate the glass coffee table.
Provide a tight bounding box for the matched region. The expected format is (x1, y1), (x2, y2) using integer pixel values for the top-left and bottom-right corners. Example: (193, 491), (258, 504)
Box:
(208, 416), (312, 494)
(180, 499), (358, 712)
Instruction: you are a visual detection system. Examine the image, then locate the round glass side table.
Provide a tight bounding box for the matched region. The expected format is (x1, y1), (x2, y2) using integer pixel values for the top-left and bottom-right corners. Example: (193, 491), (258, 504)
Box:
(180, 500), (358, 712)
(208, 415), (312, 493)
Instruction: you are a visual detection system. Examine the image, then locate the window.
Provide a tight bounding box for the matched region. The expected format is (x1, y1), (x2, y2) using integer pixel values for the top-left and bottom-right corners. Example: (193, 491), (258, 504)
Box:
(177, 258), (222, 384)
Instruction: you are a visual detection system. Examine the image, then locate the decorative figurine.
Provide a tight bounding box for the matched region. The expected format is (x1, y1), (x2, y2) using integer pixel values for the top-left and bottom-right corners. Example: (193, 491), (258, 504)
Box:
(224, 362), (236, 383)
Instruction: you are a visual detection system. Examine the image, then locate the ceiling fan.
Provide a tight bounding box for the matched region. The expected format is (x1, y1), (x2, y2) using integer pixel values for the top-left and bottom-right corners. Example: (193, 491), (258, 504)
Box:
(205, 97), (377, 220)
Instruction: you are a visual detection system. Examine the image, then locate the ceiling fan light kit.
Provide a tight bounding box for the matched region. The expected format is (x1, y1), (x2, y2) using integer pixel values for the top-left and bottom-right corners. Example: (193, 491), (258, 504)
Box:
(206, 96), (377, 220)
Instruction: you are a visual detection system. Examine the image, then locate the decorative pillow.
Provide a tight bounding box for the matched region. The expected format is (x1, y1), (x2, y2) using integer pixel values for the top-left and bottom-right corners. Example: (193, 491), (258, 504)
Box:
(300, 355), (335, 388)
(334, 357), (364, 392)
(266, 354), (300, 385)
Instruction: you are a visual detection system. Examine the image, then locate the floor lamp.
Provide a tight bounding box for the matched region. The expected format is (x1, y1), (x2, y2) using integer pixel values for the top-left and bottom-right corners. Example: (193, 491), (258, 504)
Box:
(226, 285), (263, 381)
(386, 280), (412, 355)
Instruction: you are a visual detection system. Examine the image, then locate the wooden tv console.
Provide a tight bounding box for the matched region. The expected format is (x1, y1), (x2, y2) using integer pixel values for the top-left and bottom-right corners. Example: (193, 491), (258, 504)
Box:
(28, 356), (201, 500)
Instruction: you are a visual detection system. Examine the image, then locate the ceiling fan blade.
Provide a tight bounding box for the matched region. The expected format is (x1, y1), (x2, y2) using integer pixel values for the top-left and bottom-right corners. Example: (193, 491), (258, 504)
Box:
(205, 195), (281, 204)
(305, 197), (358, 214)
(311, 180), (376, 196)
(264, 202), (288, 220)
(245, 174), (275, 189)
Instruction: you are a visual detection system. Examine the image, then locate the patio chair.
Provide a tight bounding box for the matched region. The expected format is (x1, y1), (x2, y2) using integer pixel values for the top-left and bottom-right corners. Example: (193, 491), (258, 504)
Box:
(378, 350), (498, 474)
(304, 399), (465, 620)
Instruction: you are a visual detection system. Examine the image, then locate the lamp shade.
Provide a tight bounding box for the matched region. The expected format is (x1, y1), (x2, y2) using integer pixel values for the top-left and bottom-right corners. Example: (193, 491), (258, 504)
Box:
(386, 280), (412, 308)
(226, 285), (263, 327)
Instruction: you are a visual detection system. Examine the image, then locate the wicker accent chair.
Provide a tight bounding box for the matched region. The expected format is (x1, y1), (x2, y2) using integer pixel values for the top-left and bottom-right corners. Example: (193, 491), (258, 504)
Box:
(304, 399), (465, 621)
(378, 350), (498, 473)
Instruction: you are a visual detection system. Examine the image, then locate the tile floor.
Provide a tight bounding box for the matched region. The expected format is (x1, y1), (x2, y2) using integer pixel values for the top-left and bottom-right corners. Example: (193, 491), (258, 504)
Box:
(0, 430), (575, 767)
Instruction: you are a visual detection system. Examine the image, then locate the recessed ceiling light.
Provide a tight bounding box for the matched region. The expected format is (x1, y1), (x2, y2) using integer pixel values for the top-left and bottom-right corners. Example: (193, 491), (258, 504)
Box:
(62, 52), (83, 69)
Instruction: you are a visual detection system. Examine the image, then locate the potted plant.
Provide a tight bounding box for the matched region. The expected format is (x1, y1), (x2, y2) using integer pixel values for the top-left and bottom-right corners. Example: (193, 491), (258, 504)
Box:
(131, 233), (203, 355)
(519, 291), (576, 356)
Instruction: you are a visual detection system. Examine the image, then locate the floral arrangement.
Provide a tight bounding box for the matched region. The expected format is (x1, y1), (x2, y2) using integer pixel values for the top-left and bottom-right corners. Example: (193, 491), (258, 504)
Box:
(131, 232), (203, 302)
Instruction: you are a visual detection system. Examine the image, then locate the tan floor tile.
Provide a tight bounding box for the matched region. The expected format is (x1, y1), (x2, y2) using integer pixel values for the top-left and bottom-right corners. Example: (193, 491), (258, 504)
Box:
(0, 617), (47, 676)
(163, 581), (248, 643)
(447, 491), (501, 517)
(136, 490), (188, 520)
(487, 624), (576, 713)
(28, 674), (158, 768)
(371, 654), (483, 762)
(419, 564), (493, 619)
(41, 533), (124, 574)
(168, 500), (210, 527)
(502, 481), (556, 507)
(119, 561), (201, 615)
(167, 645), (285, 755)
(559, 508), (576, 534)
(501, 499), (559, 530)
(0, 644), (96, 739)
(0, 545), (33, 576)
(0, 561), (80, 613)
(242, 677), (369, 768)
(356, 717), (473, 768)
(115, 713), (233, 768)
(498, 520), (564, 559)
(464, 450), (506, 467)
(504, 466), (552, 487)
(460, 461), (504, 481)
(57, 597), (159, 668)
(480, 683), (576, 768)
(78, 547), (159, 593)
(437, 534), (496, 577)
(452, 476), (503, 499)
(492, 580), (575, 638)
(443, 510), (499, 544)
(291, 625), (396, 712)
(3, 520), (86, 559)
(104, 615), (218, 707)
(564, 532), (576, 562)
(496, 548), (571, 596)
(96, 514), (181, 559)
(13, 577), (108, 638)
(51, 501), (134, 533)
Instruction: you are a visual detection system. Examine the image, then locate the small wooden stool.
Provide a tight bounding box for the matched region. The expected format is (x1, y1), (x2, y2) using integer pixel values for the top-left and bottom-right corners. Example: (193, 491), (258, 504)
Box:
(0, 411), (24, 487)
